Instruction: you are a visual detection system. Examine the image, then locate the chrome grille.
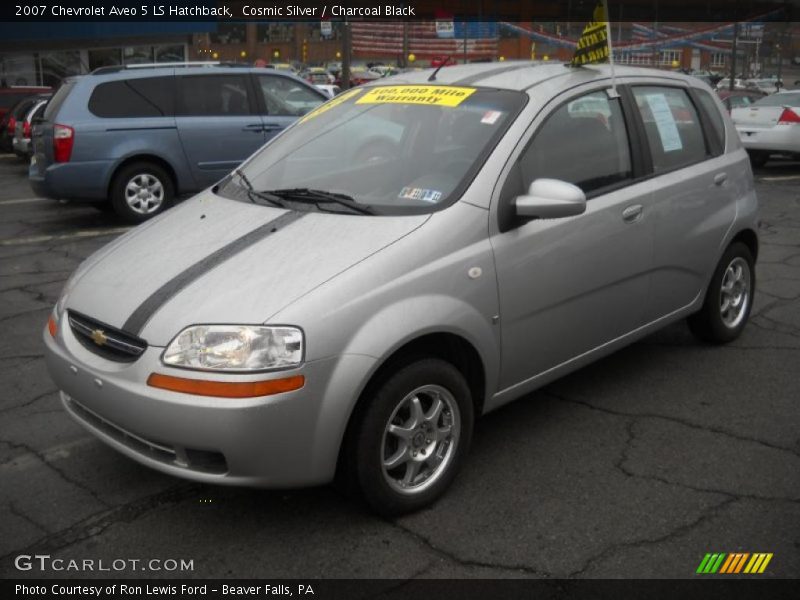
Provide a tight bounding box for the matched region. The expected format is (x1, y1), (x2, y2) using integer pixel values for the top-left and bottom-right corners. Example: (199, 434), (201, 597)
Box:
(68, 310), (147, 362)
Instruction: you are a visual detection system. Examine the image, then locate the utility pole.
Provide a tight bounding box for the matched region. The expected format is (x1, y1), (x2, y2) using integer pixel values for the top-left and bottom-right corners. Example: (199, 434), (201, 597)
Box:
(730, 21), (738, 91)
(341, 19), (351, 90)
(402, 21), (409, 68)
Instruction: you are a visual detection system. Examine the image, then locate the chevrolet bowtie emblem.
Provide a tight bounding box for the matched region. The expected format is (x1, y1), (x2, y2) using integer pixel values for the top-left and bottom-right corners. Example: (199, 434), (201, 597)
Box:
(90, 329), (108, 346)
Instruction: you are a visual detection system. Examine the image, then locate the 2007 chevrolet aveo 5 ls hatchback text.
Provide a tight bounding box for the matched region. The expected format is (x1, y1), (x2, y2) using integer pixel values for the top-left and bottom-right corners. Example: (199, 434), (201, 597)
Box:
(44, 63), (758, 515)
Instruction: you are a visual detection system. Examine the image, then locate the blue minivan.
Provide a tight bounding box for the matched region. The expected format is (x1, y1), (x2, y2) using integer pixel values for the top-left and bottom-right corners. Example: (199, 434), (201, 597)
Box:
(30, 64), (326, 222)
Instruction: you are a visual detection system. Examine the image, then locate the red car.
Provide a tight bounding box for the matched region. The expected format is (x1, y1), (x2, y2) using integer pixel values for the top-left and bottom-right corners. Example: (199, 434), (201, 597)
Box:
(717, 89), (767, 113)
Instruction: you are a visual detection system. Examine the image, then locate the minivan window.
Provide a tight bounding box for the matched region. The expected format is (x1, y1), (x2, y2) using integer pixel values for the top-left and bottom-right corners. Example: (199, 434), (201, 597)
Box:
(257, 75), (323, 116)
(227, 86), (527, 215)
(177, 75), (252, 116)
(89, 77), (173, 118)
(632, 86), (707, 174)
(518, 90), (632, 195)
(43, 82), (74, 120)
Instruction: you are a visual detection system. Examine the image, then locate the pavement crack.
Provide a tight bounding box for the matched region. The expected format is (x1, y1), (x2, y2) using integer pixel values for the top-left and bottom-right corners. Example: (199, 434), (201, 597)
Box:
(566, 495), (738, 577)
(0, 388), (58, 414)
(0, 483), (201, 561)
(0, 437), (110, 509)
(8, 501), (50, 535)
(546, 391), (800, 459)
(386, 518), (552, 578)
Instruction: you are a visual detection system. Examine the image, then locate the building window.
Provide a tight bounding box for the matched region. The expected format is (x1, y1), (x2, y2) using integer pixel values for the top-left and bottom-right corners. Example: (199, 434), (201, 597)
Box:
(123, 46), (154, 65)
(39, 51), (83, 86)
(257, 23), (294, 43)
(659, 50), (680, 65)
(710, 52), (727, 67)
(155, 45), (186, 63)
(88, 48), (122, 71)
(210, 23), (246, 44)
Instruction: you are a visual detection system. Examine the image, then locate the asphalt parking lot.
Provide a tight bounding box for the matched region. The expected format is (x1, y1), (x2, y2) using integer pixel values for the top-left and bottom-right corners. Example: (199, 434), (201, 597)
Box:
(0, 153), (798, 579)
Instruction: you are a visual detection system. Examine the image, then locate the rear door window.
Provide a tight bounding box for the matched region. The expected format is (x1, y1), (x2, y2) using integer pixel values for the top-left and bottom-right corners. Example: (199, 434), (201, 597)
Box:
(89, 77), (174, 118)
(632, 86), (708, 173)
(176, 75), (253, 116)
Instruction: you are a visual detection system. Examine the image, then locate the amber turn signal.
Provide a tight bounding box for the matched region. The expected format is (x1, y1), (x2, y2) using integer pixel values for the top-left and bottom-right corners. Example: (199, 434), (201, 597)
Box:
(146, 373), (304, 398)
(47, 315), (57, 338)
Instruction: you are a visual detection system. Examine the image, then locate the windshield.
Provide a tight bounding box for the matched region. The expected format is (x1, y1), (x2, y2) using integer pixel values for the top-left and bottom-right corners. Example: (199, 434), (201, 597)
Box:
(221, 85), (526, 215)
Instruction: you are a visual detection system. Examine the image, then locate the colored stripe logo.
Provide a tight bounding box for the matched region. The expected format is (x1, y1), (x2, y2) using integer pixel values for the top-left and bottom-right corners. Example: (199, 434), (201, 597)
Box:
(696, 553), (773, 574)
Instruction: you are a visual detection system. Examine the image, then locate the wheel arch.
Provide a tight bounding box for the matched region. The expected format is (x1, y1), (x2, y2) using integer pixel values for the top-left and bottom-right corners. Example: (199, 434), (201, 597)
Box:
(107, 154), (178, 199)
(730, 228), (759, 262)
(335, 331), (487, 483)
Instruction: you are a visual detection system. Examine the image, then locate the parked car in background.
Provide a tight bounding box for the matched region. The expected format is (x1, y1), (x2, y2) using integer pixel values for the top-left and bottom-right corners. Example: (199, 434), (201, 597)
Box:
(369, 65), (400, 78)
(732, 90), (800, 166)
(29, 64), (326, 222)
(717, 89), (766, 113)
(716, 78), (746, 91)
(315, 84), (341, 98)
(745, 78), (783, 95)
(301, 67), (334, 85)
(44, 64), (758, 516)
(335, 66), (382, 87)
(0, 85), (51, 121)
(1, 91), (51, 152)
(13, 97), (48, 160)
(265, 63), (297, 74)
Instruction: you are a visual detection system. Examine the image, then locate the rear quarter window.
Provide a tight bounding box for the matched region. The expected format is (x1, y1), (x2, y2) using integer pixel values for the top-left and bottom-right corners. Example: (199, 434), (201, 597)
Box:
(43, 82), (74, 120)
(88, 77), (174, 118)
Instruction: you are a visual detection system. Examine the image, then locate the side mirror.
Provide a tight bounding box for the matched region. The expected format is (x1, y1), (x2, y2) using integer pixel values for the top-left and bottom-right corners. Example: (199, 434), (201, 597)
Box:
(514, 178), (587, 220)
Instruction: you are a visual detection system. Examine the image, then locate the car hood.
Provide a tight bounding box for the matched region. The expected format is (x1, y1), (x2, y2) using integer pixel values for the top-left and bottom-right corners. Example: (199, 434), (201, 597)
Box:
(65, 191), (429, 346)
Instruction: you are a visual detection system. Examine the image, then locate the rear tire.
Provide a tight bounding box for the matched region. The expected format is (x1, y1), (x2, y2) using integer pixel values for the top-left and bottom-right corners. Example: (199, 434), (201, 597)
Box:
(688, 242), (755, 344)
(747, 150), (769, 168)
(343, 359), (474, 516)
(110, 161), (173, 223)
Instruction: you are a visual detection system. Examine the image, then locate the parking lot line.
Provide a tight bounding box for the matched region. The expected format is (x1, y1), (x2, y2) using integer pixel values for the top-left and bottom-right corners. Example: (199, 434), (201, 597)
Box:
(759, 175), (800, 182)
(0, 227), (131, 246)
(0, 197), (50, 205)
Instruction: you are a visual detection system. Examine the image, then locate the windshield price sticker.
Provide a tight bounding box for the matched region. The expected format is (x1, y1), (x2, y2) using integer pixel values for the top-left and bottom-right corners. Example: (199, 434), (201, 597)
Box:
(356, 86), (477, 107)
(299, 87), (362, 124)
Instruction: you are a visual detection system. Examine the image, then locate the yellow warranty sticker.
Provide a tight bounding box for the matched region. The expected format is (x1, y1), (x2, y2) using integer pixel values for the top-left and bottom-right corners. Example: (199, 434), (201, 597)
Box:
(356, 85), (476, 107)
(299, 87), (362, 124)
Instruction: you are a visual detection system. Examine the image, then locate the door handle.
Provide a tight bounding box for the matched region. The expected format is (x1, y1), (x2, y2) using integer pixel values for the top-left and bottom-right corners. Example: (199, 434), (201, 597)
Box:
(242, 124), (263, 132)
(262, 124), (283, 131)
(622, 204), (643, 223)
(714, 172), (728, 186)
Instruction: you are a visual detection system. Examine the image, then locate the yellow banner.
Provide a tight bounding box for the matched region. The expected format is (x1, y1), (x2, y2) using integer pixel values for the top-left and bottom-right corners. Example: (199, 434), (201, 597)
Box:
(356, 86), (476, 107)
(571, 1), (610, 67)
(299, 87), (362, 124)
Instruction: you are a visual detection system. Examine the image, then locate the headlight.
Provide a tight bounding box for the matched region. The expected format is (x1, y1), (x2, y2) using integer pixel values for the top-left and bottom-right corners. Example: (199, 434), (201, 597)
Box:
(162, 325), (304, 372)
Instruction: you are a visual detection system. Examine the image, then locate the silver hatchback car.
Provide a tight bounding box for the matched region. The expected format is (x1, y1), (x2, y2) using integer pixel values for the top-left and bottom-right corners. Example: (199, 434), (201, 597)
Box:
(44, 63), (758, 515)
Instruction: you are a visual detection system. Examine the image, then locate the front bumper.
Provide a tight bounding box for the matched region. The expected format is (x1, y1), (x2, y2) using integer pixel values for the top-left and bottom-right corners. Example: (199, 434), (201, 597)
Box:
(44, 316), (375, 488)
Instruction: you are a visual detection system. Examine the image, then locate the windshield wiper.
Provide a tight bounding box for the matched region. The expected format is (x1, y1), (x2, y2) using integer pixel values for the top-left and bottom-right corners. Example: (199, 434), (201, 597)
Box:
(233, 169), (288, 209)
(264, 188), (375, 215)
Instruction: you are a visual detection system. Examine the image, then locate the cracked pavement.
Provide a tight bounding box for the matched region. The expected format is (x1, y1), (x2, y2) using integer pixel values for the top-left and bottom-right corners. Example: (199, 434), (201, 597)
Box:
(0, 154), (797, 579)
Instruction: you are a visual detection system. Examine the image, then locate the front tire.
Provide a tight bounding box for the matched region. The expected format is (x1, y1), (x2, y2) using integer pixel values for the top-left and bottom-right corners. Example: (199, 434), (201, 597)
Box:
(688, 242), (755, 343)
(110, 161), (174, 223)
(347, 359), (474, 516)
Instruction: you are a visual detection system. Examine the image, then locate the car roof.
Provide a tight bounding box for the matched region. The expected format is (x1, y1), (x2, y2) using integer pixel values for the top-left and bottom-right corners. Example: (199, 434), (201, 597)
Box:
(374, 61), (697, 91)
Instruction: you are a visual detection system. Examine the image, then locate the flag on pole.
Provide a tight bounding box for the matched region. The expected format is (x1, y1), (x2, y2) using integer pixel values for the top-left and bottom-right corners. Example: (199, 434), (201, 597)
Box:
(571, 1), (611, 66)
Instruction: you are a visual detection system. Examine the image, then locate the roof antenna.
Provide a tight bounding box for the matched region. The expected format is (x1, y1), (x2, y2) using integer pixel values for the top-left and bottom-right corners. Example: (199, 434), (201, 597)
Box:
(427, 57), (452, 82)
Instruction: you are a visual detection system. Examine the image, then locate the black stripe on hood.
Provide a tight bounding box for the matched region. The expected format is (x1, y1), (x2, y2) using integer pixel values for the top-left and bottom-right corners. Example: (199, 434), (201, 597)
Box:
(123, 210), (305, 336)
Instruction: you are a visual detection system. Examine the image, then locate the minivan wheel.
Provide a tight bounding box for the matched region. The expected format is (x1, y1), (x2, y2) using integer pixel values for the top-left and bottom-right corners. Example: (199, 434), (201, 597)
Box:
(349, 359), (473, 516)
(111, 162), (174, 223)
(688, 242), (755, 343)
